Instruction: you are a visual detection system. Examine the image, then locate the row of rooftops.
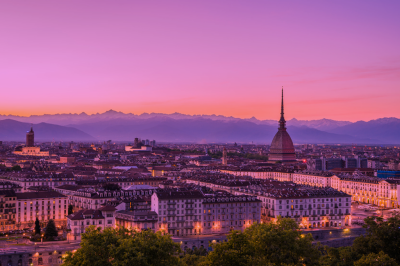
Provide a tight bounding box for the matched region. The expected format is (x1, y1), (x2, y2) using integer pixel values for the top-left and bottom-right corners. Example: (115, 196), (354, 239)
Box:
(0, 190), (66, 199)
(0, 172), (75, 181)
(243, 187), (351, 199)
(57, 185), (156, 199)
(67, 205), (116, 221)
(154, 188), (260, 203)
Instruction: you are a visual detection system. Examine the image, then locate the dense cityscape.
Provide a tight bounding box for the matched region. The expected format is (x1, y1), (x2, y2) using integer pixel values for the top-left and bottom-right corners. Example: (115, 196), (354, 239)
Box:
(2, 1), (400, 265)
(0, 92), (399, 265)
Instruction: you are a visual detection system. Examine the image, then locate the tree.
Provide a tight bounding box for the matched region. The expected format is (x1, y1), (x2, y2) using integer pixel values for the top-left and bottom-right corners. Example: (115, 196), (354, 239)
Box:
(206, 218), (321, 266)
(34, 217), (41, 235)
(44, 219), (58, 240)
(181, 247), (208, 266)
(321, 215), (400, 265)
(206, 231), (253, 266)
(11, 165), (22, 171)
(352, 215), (400, 263)
(320, 246), (355, 266)
(354, 251), (398, 266)
(68, 205), (74, 215)
(62, 226), (182, 266)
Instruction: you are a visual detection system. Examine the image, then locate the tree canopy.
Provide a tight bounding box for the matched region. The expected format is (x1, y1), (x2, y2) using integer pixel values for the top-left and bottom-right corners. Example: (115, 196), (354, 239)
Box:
(62, 227), (182, 266)
(206, 217), (320, 266)
(321, 215), (400, 265)
(62, 216), (400, 266)
(44, 219), (58, 240)
(34, 217), (41, 235)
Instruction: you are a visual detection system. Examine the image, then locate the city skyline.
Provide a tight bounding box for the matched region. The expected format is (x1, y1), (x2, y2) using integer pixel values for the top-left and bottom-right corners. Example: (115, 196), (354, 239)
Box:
(1, 1), (400, 122)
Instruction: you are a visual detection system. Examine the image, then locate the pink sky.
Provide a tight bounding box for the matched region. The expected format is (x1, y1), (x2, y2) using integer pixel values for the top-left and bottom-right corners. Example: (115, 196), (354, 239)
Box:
(0, 1), (399, 122)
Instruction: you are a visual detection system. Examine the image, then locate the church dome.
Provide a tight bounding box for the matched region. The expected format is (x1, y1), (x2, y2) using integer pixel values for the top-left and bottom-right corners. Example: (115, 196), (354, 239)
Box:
(268, 88), (297, 163)
(269, 130), (296, 162)
(270, 130), (295, 154)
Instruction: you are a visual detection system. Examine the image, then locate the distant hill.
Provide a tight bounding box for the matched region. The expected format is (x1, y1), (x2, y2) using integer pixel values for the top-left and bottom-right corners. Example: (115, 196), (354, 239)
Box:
(0, 119), (95, 142)
(0, 112), (399, 144)
(67, 117), (380, 144)
(328, 118), (400, 144)
(286, 118), (352, 131)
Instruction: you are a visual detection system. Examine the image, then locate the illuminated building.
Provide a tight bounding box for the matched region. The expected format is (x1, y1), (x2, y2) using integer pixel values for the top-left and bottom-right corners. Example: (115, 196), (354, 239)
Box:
(13, 126), (50, 157)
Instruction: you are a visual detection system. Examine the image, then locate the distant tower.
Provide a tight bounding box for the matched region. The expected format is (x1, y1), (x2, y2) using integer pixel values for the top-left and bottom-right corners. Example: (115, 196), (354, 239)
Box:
(133, 138), (139, 148)
(222, 147), (228, 165)
(268, 88), (296, 163)
(26, 126), (34, 147)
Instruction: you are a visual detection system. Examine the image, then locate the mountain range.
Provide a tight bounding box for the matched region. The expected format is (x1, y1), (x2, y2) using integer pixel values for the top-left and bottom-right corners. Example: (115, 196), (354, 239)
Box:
(0, 111), (399, 144)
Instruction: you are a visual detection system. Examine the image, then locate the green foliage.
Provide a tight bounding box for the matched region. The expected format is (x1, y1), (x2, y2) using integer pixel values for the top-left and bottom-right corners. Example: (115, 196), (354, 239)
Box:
(353, 215), (400, 262)
(354, 251), (398, 266)
(319, 246), (355, 266)
(206, 218), (320, 266)
(44, 219), (58, 240)
(181, 253), (207, 266)
(62, 227), (182, 266)
(321, 215), (400, 265)
(34, 217), (41, 235)
(181, 247), (208, 266)
(184, 246), (208, 256)
(61, 216), (400, 266)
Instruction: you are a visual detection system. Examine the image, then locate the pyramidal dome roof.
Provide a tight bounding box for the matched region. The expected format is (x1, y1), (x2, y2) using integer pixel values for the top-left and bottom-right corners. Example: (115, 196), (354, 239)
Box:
(268, 88), (296, 163)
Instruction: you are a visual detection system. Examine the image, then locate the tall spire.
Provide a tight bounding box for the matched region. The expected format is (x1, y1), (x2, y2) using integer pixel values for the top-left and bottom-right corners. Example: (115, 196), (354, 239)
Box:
(279, 86), (286, 130)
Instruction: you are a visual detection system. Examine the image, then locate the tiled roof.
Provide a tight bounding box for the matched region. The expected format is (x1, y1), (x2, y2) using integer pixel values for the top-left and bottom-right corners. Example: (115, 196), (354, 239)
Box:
(16, 191), (67, 200)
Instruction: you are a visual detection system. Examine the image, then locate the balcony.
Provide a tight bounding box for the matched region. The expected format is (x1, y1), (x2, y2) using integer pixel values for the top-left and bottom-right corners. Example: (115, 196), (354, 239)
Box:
(167, 202), (176, 205)
(167, 207), (176, 211)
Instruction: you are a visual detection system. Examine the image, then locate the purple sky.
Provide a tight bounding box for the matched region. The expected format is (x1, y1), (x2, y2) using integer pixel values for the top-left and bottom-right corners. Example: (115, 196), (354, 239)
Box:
(1, 1), (399, 121)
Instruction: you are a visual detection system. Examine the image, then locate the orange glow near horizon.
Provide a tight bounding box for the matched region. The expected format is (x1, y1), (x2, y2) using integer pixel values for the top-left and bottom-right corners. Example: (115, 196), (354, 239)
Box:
(0, 1), (399, 122)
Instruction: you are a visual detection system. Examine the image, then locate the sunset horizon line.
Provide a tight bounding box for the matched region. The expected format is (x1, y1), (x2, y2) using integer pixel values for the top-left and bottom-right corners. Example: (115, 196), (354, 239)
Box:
(0, 109), (399, 123)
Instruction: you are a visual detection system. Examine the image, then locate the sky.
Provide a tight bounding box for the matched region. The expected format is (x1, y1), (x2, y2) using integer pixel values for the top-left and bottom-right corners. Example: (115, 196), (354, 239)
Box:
(0, 1), (399, 122)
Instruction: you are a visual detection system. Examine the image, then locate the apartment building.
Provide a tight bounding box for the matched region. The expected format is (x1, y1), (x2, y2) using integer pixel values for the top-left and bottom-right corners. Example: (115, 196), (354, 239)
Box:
(218, 167), (400, 208)
(55, 185), (155, 210)
(331, 174), (400, 208)
(201, 193), (261, 234)
(0, 172), (75, 192)
(66, 205), (116, 240)
(151, 189), (261, 237)
(15, 191), (68, 229)
(115, 210), (158, 232)
(292, 172), (334, 188)
(260, 188), (351, 228)
(0, 190), (16, 232)
(151, 190), (204, 236)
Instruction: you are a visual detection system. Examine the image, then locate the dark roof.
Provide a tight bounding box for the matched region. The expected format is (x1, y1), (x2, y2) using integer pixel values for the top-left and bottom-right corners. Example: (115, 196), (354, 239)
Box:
(98, 205), (116, 211)
(156, 190), (204, 200)
(68, 209), (105, 220)
(0, 190), (17, 197)
(16, 191), (67, 200)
